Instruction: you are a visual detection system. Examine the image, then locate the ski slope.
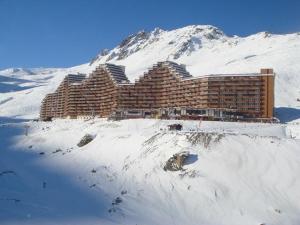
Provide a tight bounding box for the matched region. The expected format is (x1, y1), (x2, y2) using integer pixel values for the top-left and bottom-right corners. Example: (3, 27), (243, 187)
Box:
(1, 119), (300, 225)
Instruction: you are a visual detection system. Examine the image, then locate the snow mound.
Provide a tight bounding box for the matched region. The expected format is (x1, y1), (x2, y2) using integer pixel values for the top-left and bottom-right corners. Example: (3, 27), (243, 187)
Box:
(1, 119), (300, 225)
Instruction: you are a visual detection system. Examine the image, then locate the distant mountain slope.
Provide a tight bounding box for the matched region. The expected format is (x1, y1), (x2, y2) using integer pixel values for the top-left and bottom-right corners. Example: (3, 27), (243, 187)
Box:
(1, 25), (300, 119)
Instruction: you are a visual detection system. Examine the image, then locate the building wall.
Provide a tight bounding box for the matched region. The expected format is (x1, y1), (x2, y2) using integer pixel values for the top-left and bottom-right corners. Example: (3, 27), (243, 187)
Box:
(260, 69), (275, 118)
(116, 63), (274, 119)
(66, 67), (118, 118)
(205, 76), (264, 117)
(40, 62), (275, 121)
(117, 65), (183, 110)
(40, 74), (86, 120)
(40, 79), (68, 120)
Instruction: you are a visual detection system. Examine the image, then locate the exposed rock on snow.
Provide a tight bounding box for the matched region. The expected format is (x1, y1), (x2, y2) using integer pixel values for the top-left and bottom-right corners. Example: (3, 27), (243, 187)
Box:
(77, 134), (95, 147)
(89, 49), (110, 65)
(108, 196), (123, 214)
(168, 123), (183, 131)
(121, 190), (127, 195)
(179, 169), (201, 178)
(112, 197), (122, 205)
(52, 148), (62, 154)
(186, 132), (224, 148)
(107, 30), (152, 61)
(164, 151), (190, 171)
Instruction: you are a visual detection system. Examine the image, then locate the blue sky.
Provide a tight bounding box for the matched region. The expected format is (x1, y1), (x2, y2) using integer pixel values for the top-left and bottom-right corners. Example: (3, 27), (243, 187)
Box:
(0, 0), (299, 69)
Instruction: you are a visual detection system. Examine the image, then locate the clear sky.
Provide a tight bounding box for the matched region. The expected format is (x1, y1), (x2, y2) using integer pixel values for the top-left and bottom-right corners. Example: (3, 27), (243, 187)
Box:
(0, 0), (299, 69)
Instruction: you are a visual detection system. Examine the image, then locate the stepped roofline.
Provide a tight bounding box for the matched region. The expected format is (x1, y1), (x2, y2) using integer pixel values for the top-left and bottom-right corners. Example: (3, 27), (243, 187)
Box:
(65, 73), (86, 83)
(40, 61), (275, 121)
(158, 61), (192, 78)
(64, 62), (274, 86)
(97, 63), (129, 84)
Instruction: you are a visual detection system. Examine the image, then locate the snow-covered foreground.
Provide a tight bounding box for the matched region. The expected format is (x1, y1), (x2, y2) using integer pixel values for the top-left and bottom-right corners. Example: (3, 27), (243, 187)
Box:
(1, 118), (300, 225)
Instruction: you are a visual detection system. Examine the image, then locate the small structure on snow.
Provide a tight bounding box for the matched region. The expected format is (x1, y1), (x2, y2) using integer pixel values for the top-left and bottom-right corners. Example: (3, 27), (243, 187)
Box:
(168, 124), (182, 131)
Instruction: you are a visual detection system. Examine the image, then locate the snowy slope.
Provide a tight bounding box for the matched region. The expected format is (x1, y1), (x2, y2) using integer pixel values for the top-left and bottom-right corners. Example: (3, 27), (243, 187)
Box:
(0, 65), (93, 119)
(1, 25), (300, 225)
(1, 118), (300, 225)
(1, 25), (300, 119)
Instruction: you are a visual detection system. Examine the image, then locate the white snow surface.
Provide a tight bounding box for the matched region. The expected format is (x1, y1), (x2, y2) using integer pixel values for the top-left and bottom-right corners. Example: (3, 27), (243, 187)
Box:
(1, 25), (300, 225)
(1, 118), (300, 225)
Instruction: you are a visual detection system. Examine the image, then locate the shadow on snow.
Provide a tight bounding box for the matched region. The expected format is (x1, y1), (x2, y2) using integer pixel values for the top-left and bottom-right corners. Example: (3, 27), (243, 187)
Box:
(0, 75), (44, 93)
(185, 154), (198, 165)
(275, 107), (300, 123)
(0, 117), (114, 224)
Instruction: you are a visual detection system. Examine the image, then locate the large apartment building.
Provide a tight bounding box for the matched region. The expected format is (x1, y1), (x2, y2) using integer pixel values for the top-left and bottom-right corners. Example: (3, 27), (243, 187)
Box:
(40, 61), (275, 121)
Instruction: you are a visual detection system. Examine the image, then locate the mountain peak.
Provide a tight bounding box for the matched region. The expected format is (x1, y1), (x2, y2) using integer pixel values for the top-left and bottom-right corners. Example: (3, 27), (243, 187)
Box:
(88, 24), (300, 70)
(118, 30), (149, 48)
(89, 25), (229, 66)
(174, 24), (224, 34)
(152, 27), (164, 33)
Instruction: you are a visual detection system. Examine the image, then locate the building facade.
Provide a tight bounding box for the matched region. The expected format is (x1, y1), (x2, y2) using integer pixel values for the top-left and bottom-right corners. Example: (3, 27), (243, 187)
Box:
(40, 61), (275, 121)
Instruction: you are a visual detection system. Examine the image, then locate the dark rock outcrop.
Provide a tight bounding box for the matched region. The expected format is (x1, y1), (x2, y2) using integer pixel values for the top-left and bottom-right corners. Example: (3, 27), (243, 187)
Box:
(164, 151), (190, 171)
(77, 134), (95, 147)
(168, 124), (182, 131)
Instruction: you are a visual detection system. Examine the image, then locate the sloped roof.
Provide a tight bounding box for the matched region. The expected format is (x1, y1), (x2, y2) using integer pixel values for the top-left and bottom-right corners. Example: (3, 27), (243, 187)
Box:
(102, 64), (129, 84)
(160, 61), (192, 78)
(65, 74), (86, 83)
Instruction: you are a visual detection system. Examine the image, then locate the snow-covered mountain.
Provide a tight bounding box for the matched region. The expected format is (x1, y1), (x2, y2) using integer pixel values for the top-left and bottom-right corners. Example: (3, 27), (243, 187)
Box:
(1, 25), (300, 225)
